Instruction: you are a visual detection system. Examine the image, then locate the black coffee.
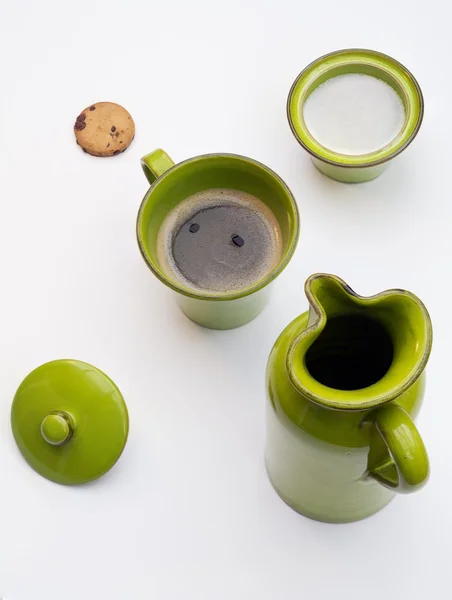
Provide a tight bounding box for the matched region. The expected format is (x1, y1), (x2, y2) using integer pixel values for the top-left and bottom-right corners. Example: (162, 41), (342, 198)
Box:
(157, 189), (283, 294)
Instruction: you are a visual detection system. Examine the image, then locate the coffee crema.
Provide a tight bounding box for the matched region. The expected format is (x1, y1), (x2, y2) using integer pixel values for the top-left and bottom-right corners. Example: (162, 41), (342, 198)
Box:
(156, 189), (283, 295)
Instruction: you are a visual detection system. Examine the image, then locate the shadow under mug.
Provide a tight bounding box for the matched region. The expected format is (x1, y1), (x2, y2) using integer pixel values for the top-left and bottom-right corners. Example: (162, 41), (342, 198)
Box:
(136, 150), (299, 329)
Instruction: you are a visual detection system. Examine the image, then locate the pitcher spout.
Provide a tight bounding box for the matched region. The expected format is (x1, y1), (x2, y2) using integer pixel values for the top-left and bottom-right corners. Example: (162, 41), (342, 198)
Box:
(287, 274), (432, 411)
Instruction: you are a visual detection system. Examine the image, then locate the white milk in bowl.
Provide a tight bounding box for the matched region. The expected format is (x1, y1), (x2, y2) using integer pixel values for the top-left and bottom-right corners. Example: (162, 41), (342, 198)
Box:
(303, 73), (406, 155)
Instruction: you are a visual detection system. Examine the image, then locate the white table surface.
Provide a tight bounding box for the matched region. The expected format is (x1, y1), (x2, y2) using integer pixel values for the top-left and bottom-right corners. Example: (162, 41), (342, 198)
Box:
(0, 1), (450, 598)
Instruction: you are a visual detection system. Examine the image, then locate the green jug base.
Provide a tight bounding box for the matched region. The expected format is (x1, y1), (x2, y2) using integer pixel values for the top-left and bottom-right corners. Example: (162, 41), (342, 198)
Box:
(266, 466), (395, 524)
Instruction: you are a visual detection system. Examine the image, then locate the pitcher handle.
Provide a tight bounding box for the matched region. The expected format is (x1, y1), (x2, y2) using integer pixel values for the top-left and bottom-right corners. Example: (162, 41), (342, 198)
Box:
(366, 404), (429, 494)
(141, 149), (174, 185)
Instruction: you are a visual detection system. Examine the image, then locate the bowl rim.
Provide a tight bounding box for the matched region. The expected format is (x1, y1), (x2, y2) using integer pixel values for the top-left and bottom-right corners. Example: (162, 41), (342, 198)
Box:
(287, 48), (424, 169)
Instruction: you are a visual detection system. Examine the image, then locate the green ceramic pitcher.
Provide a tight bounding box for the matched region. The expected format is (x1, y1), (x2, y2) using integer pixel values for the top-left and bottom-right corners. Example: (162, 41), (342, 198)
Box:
(265, 273), (432, 523)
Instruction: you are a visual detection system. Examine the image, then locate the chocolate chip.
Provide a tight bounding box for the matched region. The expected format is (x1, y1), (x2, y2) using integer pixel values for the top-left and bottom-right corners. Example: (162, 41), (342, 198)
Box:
(113, 149), (120, 155)
(119, 140), (123, 143)
(89, 105), (96, 111)
(107, 143), (110, 148)
(115, 131), (119, 137)
(74, 112), (87, 131)
(232, 235), (244, 247)
(111, 126), (116, 132)
(189, 223), (200, 233)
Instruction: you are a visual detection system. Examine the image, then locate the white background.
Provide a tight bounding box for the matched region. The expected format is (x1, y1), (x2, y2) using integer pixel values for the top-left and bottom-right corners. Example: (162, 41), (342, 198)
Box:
(0, 1), (450, 598)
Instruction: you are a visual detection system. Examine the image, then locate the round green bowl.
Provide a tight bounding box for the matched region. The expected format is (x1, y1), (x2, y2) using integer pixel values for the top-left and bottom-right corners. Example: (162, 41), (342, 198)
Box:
(287, 49), (424, 183)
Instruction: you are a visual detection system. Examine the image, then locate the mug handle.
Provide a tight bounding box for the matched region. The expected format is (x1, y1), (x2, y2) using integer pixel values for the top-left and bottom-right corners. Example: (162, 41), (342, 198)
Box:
(366, 404), (429, 493)
(141, 149), (174, 185)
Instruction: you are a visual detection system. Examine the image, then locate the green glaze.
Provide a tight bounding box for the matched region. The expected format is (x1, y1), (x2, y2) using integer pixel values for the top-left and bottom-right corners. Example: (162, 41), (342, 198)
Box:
(265, 273), (432, 523)
(11, 360), (129, 485)
(41, 412), (73, 446)
(141, 148), (174, 184)
(287, 49), (424, 183)
(137, 149), (299, 329)
(367, 404), (429, 493)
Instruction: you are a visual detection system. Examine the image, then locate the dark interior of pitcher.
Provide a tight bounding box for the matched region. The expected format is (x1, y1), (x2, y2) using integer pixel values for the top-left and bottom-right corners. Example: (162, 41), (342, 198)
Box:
(305, 315), (394, 391)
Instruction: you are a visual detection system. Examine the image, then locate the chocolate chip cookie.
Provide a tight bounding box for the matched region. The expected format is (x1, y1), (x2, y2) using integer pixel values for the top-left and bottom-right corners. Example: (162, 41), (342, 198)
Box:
(74, 102), (135, 157)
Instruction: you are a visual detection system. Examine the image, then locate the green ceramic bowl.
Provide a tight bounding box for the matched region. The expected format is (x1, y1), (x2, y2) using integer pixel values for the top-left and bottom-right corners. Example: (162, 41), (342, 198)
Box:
(137, 150), (300, 330)
(287, 49), (424, 183)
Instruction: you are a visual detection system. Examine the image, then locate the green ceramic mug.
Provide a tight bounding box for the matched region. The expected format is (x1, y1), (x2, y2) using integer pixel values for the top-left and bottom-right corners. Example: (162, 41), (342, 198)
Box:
(137, 150), (299, 329)
(287, 49), (424, 183)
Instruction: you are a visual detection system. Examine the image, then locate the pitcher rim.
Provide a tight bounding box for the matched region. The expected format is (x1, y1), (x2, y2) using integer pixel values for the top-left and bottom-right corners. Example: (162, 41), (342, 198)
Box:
(286, 273), (433, 411)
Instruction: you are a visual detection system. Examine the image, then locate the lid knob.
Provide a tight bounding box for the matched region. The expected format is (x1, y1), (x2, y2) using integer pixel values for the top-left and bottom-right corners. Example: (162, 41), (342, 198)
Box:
(41, 412), (73, 446)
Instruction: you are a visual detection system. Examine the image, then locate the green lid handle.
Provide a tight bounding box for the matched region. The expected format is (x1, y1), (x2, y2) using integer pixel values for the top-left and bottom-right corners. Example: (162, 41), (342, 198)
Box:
(41, 412), (74, 446)
(366, 404), (429, 494)
(141, 149), (174, 185)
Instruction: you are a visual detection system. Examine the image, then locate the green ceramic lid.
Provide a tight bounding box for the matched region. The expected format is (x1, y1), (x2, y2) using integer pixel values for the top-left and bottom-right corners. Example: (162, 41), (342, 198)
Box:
(11, 359), (129, 485)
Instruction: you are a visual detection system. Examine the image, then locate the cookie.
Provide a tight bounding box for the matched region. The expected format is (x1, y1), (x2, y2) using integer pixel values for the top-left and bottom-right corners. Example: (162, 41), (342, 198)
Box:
(74, 102), (135, 157)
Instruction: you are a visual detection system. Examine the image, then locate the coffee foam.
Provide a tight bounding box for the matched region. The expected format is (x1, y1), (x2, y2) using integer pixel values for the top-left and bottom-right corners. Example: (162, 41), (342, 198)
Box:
(156, 188), (283, 295)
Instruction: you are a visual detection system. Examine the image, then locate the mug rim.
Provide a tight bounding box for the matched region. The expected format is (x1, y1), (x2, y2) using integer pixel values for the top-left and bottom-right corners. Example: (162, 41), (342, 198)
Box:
(136, 152), (300, 302)
(287, 48), (424, 169)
